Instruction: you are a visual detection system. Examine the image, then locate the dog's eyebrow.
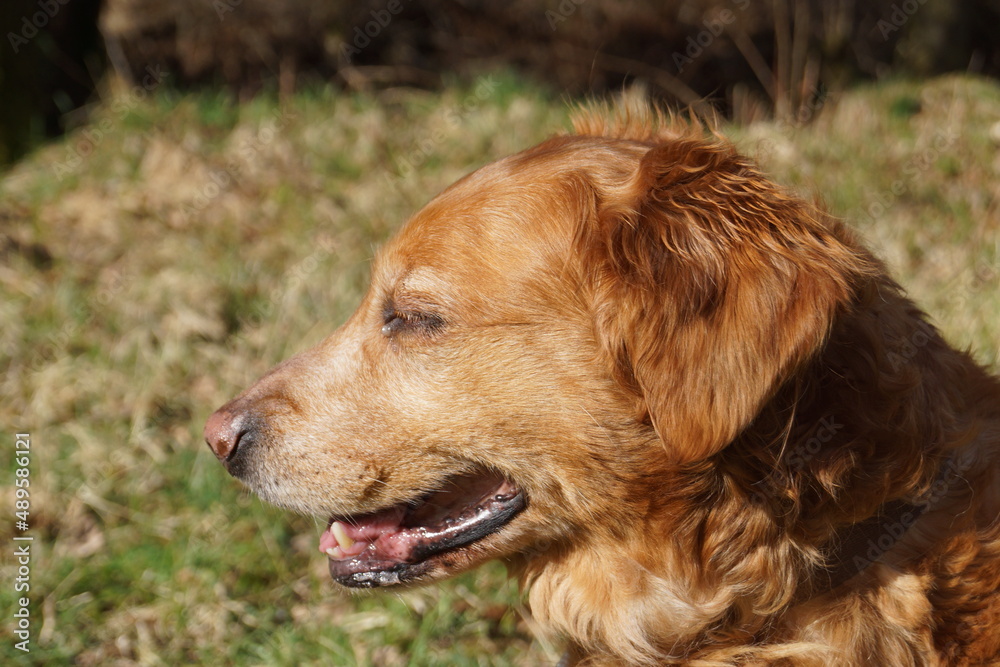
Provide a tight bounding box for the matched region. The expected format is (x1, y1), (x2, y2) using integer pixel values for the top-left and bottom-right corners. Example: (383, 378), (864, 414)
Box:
(383, 279), (447, 317)
(396, 268), (438, 295)
(389, 268), (457, 311)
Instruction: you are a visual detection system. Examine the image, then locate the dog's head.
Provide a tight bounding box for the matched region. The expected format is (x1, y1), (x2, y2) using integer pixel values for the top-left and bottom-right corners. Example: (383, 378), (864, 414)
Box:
(205, 112), (871, 616)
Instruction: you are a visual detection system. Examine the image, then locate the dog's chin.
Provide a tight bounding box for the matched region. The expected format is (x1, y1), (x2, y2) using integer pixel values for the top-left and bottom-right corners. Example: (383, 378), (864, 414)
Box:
(318, 468), (527, 589)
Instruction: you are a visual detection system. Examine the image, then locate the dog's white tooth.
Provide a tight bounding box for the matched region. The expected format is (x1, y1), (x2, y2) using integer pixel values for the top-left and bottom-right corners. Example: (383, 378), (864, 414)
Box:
(331, 521), (355, 549)
(325, 547), (339, 558)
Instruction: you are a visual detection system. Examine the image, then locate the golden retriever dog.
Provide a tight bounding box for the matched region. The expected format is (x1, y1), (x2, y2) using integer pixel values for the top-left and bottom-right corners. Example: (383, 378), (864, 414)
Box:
(204, 103), (1000, 665)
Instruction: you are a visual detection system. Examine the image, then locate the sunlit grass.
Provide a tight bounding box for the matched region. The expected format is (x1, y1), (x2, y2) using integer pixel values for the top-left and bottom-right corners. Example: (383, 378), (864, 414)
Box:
(0, 72), (997, 665)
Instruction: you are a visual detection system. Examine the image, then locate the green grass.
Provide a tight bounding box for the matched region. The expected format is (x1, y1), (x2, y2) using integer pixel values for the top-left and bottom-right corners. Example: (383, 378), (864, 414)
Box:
(1, 72), (997, 665)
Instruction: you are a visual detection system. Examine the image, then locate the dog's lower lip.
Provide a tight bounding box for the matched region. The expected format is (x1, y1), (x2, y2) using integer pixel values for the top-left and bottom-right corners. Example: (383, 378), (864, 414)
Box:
(319, 471), (525, 587)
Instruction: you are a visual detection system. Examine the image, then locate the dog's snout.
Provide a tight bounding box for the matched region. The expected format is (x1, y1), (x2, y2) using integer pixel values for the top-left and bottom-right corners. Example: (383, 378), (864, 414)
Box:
(204, 408), (247, 463)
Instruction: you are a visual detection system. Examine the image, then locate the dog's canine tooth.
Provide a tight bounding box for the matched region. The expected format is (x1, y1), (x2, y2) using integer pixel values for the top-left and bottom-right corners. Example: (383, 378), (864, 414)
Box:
(331, 521), (355, 549)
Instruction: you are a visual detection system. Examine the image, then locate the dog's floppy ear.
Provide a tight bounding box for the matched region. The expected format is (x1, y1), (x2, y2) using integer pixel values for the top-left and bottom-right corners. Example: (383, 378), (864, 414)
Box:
(580, 137), (872, 464)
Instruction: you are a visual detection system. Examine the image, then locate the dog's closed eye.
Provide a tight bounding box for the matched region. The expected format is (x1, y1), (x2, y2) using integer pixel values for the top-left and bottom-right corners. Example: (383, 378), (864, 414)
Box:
(380, 306), (445, 337)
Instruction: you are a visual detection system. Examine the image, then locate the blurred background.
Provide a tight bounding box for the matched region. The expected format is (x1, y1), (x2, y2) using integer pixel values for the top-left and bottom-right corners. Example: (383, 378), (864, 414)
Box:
(1, 1), (998, 665)
(3, 0), (1000, 162)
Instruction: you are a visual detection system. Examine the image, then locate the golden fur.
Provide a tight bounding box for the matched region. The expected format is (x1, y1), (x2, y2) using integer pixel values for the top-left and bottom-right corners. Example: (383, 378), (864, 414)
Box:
(206, 104), (1000, 665)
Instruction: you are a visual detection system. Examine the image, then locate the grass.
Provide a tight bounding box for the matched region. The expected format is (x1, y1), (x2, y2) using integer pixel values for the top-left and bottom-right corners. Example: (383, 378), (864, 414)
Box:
(1, 71), (997, 665)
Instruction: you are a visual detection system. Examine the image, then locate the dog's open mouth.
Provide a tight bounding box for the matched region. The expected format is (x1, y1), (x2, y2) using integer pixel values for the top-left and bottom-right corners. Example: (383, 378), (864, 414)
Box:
(318, 469), (525, 588)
